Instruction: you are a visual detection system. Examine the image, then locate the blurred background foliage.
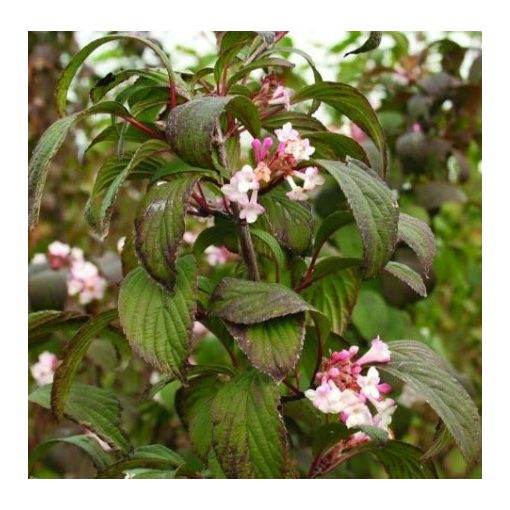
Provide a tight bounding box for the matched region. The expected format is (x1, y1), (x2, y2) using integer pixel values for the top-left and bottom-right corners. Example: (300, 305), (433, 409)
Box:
(28, 31), (481, 478)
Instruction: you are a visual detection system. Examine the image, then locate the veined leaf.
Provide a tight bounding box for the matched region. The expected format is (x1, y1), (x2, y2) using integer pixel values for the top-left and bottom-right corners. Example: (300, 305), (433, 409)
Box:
(249, 228), (286, 277)
(56, 33), (175, 116)
(380, 340), (481, 464)
(51, 310), (121, 420)
(397, 213), (436, 276)
(303, 264), (360, 335)
(166, 95), (260, 169)
(29, 383), (130, 452)
(118, 256), (197, 379)
(175, 374), (224, 460)
(225, 314), (306, 381)
(304, 131), (369, 164)
(258, 189), (313, 255)
(134, 175), (198, 289)
(29, 101), (131, 228)
(384, 261), (427, 297)
(211, 370), (293, 478)
(29, 310), (88, 340)
(85, 139), (169, 239)
(293, 83), (387, 175)
(193, 223), (238, 257)
(315, 159), (399, 277)
(29, 435), (114, 473)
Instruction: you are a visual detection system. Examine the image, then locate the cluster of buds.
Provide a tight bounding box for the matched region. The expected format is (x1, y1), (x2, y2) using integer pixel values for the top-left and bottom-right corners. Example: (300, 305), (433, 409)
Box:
(221, 122), (324, 222)
(30, 351), (59, 386)
(31, 241), (107, 305)
(305, 337), (397, 438)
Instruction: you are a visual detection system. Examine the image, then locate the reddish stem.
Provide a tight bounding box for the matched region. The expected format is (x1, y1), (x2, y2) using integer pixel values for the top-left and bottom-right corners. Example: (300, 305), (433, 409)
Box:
(169, 81), (177, 109)
(121, 115), (166, 141)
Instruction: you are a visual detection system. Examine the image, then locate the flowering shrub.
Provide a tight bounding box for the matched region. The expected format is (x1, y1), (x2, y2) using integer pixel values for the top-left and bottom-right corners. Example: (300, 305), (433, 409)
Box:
(28, 31), (481, 479)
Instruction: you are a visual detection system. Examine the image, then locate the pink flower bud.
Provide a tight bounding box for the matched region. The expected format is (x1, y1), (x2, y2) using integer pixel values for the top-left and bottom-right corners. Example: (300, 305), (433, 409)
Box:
(357, 336), (391, 365)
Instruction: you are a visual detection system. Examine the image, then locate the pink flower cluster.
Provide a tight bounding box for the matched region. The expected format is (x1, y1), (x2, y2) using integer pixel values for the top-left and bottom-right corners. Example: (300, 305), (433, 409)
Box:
(305, 337), (397, 438)
(183, 231), (238, 266)
(221, 122), (324, 221)
(31, 241), (107, 305)
(30, 351), (59, 386)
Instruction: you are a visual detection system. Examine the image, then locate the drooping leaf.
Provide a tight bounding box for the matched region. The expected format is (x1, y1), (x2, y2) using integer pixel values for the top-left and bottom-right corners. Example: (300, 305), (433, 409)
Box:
(383, 261), (427, 297)
(293, 83), (387, 175)
(415, 181), (467, 210)
(421, 421), (455, 461)
(118, 256), (197, 379)
(28, 310), (88, 340)
(56, 33), (176, 116)
(258, 189), (313, 255)
(261, 111), (327, 132)
(85, 139), (169, 239)
(397, 213), (436, 276)
(29, 383), (130, 452)
(51, 310), (122, 420)
(345, 31), (383, 56)
(193, 223), (238, 257)
(210, 370), (293, 478)
(315, 159), (399, 277)
(303, 265), (360, 335)
(175, 374), (224, 460)
(134, 175), (198, 289)
(249, 228), (286, 277)
(166, 95), (260, 169)
(227, 57), (294, 88)
(225, 314), (306, 381)
(29, 101), (130, 228)
(380, 340), (481, 464)
(96, 444), (186, 479)
(304, 131), (369, 164)
(29, 435), (114, 473)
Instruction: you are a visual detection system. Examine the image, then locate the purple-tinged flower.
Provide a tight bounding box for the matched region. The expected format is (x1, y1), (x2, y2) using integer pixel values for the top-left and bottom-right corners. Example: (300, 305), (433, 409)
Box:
(30, 351), (59, 386)
(357, 336), (391, 366)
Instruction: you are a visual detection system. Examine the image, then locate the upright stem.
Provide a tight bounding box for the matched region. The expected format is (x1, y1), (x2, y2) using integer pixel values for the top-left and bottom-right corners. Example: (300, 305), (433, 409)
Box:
(215, 123), (260, 281)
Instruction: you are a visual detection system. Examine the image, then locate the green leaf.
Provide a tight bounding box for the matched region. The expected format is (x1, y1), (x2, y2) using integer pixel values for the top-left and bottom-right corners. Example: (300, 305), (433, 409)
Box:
(367, 441), (437, 478)
(293, 83), (387, 175)
(29, 383), (130, 452)
(313, 211), (353, 253)
(303, 265), (360, 335)
(249, 228), (286, 277)
(225, 314), (306, 381)
(384, 261), (427, 297)
(29, 310), (88, 340)
(51, 310), (121, 420)
(261, 111), (327, 132)
(56, 33), (175, 116)
(209, 277), (317, 325)
(258, 189), (313, 255)
(193, 223), (238, 257)
(304, 131), (369, 164)
(315, 159), (399, 277)
(176, 374), (224, 460)
(227, 57), (294, 88)
(29, 435), (114, 473)
(398, 213), (436, 276)
(29, 101), (130, 228)
(345, 31), (383, 56)
(380, 340), (481, 464)
(118, 256), (197, 379)
(134, 175), (198, 289)
(97, 445), (186, 479)
(85, 139), (169, 239)
(421, 421), (454, 461)
(211, 370), (293, 478)
(166, 95), (260, 169)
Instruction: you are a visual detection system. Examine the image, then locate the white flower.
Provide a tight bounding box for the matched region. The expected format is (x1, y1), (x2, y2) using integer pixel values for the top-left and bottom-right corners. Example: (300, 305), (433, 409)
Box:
(48, 241), (71, 258)
(285, 176), (309, 201)
(30, 351), (58, 386)
(301, 167), (325, 190)
(357, 336), (391, 365)
(357, 366), (381, 399)
(305, 380), (344, 414)
(205, 245), (234, 266)
(67, 261), (107, 305)
(70, 247), (84, 263)
(239, 190), (265, 224)
(269, 85), (293, 110)
(275, 122), (299, 143)
(372, 398), (397, 431)
(284, 138), (315, 161)
(345, 402), (373, 429)
(221, 166), (259, 203)
(31, 253), (47, 265)
(117, 237), (126, 254)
